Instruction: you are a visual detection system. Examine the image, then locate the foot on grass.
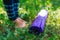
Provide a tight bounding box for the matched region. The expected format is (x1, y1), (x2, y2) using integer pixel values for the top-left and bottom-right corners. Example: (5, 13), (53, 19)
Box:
(14, 17), (28, 28)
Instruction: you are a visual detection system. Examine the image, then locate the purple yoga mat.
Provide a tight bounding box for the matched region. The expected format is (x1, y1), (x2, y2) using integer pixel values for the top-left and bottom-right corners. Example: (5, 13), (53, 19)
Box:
(29, 9), (48, 35)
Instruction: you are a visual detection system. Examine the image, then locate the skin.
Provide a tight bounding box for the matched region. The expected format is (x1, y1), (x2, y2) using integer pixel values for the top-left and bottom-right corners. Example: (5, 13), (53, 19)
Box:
(14, 17), (27, 28)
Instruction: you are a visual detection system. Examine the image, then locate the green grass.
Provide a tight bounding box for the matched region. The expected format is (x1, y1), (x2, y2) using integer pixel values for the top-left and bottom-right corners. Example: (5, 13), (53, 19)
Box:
(0, 0), (60, 40)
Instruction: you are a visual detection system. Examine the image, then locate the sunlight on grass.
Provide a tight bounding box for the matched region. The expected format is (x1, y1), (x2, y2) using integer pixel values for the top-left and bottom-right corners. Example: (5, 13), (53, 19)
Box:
(0, 7), (6, 14)
(0, 0), (60, 40)
(0, 20), (3, 23)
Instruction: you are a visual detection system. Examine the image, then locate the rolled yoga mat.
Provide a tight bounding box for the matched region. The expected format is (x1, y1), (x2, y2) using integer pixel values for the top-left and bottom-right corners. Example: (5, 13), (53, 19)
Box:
(29, 9), (48, 35)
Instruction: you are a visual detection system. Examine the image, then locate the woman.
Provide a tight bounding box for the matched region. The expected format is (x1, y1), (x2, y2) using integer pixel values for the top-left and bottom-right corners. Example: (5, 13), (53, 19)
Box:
(3, 0), (27, 28)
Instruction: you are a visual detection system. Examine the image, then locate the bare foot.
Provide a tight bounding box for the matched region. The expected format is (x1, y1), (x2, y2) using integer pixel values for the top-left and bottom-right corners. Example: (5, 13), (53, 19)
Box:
(14, 17), (28, 28)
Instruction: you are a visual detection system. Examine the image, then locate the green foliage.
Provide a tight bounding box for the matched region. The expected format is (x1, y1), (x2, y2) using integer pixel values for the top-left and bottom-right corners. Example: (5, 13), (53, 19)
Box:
(0, 0), (60, 40)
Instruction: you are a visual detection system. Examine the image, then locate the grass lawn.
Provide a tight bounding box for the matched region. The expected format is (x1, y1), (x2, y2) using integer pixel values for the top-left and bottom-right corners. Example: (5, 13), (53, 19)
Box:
(0, 0), (60, 40)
